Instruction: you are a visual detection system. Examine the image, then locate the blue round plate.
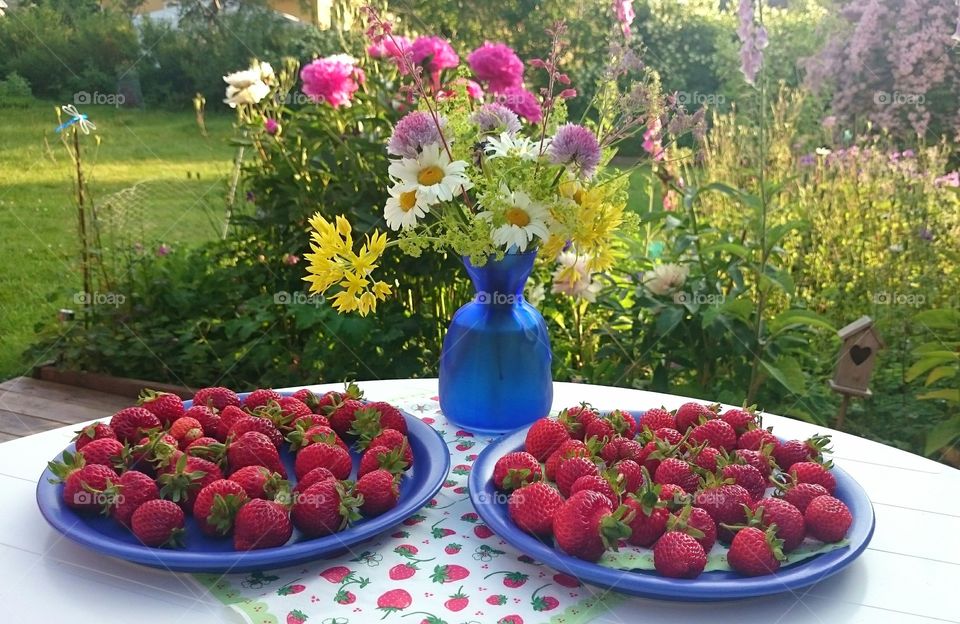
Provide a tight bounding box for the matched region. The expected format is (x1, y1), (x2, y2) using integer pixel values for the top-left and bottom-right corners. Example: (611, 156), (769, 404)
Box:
(37, 394), (450, 573)
(469, 421), (875, 601)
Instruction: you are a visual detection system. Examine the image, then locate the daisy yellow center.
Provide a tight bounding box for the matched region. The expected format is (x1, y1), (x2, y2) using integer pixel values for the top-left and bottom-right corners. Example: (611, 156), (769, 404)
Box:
(399, 190), (418, 212)
(417, 165), (445, 186)
(505, 207), (531, 227)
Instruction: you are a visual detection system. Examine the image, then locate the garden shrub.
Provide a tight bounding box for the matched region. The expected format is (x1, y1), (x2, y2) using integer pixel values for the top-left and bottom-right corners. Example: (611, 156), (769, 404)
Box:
(0, 72), (34, 108)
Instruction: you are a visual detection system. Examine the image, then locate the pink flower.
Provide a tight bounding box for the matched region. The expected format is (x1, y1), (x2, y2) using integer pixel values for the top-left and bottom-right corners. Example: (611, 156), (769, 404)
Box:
(468, 42), (524, 93)
(438, 78), (484, 102)
(264, 118), (279, 135)
(368, 35), (412, 60)
(411, 36), (459, 89)
(642, 118), (664, 161)
(613, 1), (636, 39)
(300, 55), (365, 108)
(283, 254), (300, 266)
(156, 244), (171, 257)
(496, 86), (542, 123)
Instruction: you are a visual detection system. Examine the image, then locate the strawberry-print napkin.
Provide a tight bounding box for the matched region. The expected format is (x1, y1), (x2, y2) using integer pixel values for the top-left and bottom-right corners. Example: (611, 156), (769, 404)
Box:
(194, 395), (625, 624)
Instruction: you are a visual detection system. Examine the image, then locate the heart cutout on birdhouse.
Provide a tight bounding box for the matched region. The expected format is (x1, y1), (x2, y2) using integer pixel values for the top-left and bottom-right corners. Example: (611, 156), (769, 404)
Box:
(850, 345), (872, 365)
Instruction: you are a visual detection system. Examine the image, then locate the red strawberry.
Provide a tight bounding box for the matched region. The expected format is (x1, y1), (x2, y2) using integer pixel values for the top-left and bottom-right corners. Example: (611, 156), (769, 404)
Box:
(110, 407), (161, 443)
(570, 474), (619, 507)
(291, 413), (331, 432)
(287, 423), (348, 454)
(727, 526), (785, 576)
(624, 479), (669, 547)
(56, 460), (119, 511)
(131, 499), (185, 547)
(720, 408), (758, 435)
(556, 456), (600, 497)
(675, 402), (714, 432)
(327, 398), (365, 438)
(524, 418), (570, 462)
(558, 403), (600, 440)
(364, 428), (414, 466)
(106, 469), (158, 526)
(531, 585), (559, 611)
(444, 587), (469, 612)
(544, 439), (589, 481)
(652, 427), (683, 445)
(158, 454), (223, 513)
(612, 459), (643, 494)
(234, 498), (292, 550)
(291, 479), (360, 537)
(277, 396), (313, 422)
(640, 407), (676, 432)
(138, 389), (185, 426)
(352, 401), (408, 437)
(689, 419), (737, 451)
(493, 451), (542, 491)
(286, 609), (308, 624)
(356, 469), (400, 516)
(508, 481), (564, 537)
(658, 482), (691, 509)
(227, 430), (287, 477)
(192, 387), (239, 411)
(804, 495), (852, 542)
(553, 490), (632, 561)
(388, 562), (419, 580)
(487, 594), (508, 605)
(217, 405), (247, 431)
(185, 405), (228, 441)
(169, 417), (204, 448)
(722, 463), (766, 501)
(243, 388), (282, 411)
(774, 435), (831, 470)
(292, 466), (335, 496)
(780, 481), (830, 513)
(653, 531), (707, 578)
(357, 444), (407, 478)
(376, 588), (412, 616)
(72, 423), (116, 452)
(734, 448), (774, 479)
(194, 479), (248, 536)
(689, 444), (721, 472)
(78, 437), (124, 469)
(431, 564), (470, 583)
(738, 427), (779, 452)
(654, 458), (700, 493)
(294, 441), (350, 480)
(127, 432), (180, 473)
(228, 416), (283, 448)
(445, 543), (462, 554)
(789, 461), (837, 494)
(229, 465), (286, 500)
(749, 497), (806, 551)
(474, 524), (494, 538)
(599, 437), (644, 464)
(693, 481), (751, 539)
(319, 566), (352, 583)
(291, 388), (320, 409)
(585, 409), (637, 441)
(553, 572), (581, 587)
(668, 504), (717, 552)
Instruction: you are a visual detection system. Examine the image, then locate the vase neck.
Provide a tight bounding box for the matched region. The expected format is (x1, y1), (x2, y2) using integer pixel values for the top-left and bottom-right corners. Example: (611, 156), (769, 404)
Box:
(463, 252), (536, 303)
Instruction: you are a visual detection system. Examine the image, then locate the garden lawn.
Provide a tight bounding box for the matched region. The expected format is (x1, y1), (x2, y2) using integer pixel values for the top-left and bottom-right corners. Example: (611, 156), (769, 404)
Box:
(0, 103), (235, 380)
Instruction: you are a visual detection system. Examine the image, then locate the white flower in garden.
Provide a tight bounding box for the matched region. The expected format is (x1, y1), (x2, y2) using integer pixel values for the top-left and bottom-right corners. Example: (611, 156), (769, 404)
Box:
(485, 132), (544, 161)
(643, 263), (689, 296)
(480, 185), (550, 252)
(525, 281), (546, 307)
(389, 143), (473, 203)
(552, 252), (603, 302)
(258, 61), (276, 85)
(383, 184), (436, 231)
(223, 64), (270, 107)
(815, 147), (832, 156)
(0, 1), (7, 17)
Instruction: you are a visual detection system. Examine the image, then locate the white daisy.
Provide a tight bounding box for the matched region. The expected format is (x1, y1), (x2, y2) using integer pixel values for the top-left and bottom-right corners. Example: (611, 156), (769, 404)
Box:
(480, 186), (550, 252)
(484, 132), (545, 161)
(383, 185), (436, 231)
(388, 143), (473, 204)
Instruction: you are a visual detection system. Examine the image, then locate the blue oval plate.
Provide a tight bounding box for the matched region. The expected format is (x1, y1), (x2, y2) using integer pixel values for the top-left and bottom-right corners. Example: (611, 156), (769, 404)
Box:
(37, 394), (450, 573)
(469, 421), (875, 601)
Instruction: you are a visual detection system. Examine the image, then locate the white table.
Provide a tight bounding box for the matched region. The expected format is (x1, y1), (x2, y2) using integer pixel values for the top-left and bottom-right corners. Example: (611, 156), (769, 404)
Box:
(0, 379), (957, 623)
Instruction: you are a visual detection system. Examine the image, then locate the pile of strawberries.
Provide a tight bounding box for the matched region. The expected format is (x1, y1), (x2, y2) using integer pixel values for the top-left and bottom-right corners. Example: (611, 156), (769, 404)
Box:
(494, 402), (854, 578)
(48, 384), (414, 551)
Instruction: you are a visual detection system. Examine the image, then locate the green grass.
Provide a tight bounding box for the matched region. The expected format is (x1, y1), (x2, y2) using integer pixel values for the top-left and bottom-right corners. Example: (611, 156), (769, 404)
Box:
(0, 103), (236, 379)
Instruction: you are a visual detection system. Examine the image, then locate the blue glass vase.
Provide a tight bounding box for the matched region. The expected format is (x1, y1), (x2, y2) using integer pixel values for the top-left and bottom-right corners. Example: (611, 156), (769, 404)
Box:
(438, 250), (553, 434)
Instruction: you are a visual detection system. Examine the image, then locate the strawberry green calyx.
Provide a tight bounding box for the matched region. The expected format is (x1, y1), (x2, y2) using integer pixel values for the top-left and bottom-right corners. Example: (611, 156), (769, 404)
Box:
(350, 407), (388, 448)
(336, 481), (363, 529)
(606, 409), (632, 435)
(666, 505), (706, 540)
(598, 504), (634, 551)
(286, 425), (338, 452)
(158, 454), (207, 503)
(206, 493), (246, 536)
(582, 434), (604, 456)
(251, 401), (292, 430)
(501, 468), (533, 491)
(186, 441), (227, 466)
(47, 450), (85, 483)
(161, 525), (187, 549)
(138, 388), (172, 405)
(373, 445), (409, 475)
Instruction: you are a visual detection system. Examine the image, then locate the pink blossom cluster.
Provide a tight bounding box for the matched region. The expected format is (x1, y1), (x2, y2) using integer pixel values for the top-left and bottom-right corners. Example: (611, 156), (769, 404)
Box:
(300, 55), (365, 108)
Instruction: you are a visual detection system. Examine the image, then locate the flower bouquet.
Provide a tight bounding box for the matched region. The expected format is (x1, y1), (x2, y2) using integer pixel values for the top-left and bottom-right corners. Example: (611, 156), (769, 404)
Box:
(302, 8), (703, 431)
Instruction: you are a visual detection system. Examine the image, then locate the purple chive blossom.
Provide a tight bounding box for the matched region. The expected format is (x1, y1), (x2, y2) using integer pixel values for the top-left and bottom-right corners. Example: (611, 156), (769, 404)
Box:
(469, 103), (522, 135)
(387, 111), (447, 158)
(548, 124), (602, 178)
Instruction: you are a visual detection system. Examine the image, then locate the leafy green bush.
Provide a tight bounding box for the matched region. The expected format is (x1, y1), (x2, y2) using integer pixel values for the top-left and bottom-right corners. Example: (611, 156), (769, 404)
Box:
(0, 72), (34, 108)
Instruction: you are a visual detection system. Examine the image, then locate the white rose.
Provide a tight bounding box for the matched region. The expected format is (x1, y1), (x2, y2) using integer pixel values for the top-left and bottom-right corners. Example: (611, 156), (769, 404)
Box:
(223, 80), (270, 107)
(643, 263), (689, 296)
(223, 68), (262, 89)
(258, 61), (275, 85)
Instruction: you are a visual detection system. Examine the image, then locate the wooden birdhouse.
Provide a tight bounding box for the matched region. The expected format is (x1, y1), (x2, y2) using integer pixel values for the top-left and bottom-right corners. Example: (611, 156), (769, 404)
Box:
(829, 316), (884, 398)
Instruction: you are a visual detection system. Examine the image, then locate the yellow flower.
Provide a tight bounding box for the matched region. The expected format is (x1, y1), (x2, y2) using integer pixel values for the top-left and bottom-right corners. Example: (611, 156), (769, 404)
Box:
(302, 213), (393, 316)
